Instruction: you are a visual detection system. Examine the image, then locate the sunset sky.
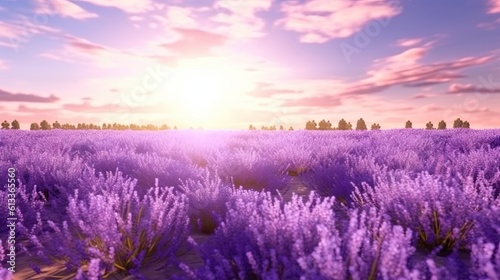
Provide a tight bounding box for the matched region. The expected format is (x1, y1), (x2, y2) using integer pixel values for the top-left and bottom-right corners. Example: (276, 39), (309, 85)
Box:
(0, 0), (499, 129)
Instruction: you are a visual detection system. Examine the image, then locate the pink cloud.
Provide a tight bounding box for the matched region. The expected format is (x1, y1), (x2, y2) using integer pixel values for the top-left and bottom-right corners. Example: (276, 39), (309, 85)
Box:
(0, 59), (7, 69)
(74, 0), (155, 13)
(129, 15), (143, 22)
(39, 34), (146, 67)
(0, 18), (60, 50)
(276, 0), (402, 43)
(447, 83), (500, 94)
(281, 95), (342, 107)
(246, 82), (302, 97)
(340, 47), (498, 96)
(159, 28), (228, 57)
(62, 101), (173, 114)
(487, 0), (500, 13)
(210, 0), (273, 39)
(396, 38), (423, 47)
(412, 93), (436, 99)
(477, 18), (500, 30)
(34, 0), (98, 19)
(0, 88), (59, 102)
(163, 6), (198, 28)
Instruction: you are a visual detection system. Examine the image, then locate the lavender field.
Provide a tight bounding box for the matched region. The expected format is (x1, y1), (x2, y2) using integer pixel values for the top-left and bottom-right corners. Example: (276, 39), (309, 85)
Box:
(0, 129), (498, 280)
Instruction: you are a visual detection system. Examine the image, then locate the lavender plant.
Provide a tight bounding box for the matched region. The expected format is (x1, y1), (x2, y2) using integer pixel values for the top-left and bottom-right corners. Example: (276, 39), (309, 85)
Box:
(353, 170), (498, 255)
(0, 240), (13, 280)
(178, 170), (234, 234)
(29, 172), (189, 278)
(183, 191), (338, 279)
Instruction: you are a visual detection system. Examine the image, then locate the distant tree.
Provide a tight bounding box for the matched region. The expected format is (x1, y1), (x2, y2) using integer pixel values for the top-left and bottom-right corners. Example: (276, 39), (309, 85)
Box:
(40, 120), (50, 130)
(1, 120), (9, 129)
(426, 121), (434, 130)
(279, 125), (284, 130)
(371, 123), (381, 130)
(463, 121), (470, 128)
(52, 121), (61, 129)
(347, 122), (353, 130)
(338, 119), (348, 130)
(289, 126), (294, 131)
(318, 119), (332, 130)
(305, 120), (317, 130)
(270, 125), (276, 131)
(11, 120), (20, 130)
(356, 118), (367, 130)
(174, 126), (177, 130)
(30, 123), (40, 130)
(405, 120), (412, 129)
(453, 118), (464, 128)
(438, 120), (446, 129)
(249, 124), (255, 130)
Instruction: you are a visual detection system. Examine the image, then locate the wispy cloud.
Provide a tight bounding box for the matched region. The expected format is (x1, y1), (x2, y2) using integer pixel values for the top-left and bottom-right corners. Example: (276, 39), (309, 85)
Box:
(0, 89), (60, 102)
(73, 0), (156, 14)
(275, 0), (402, 43)
(447, 83), (500, 94)
(487, 0), (500, 14)
(34, 0), (98, 19)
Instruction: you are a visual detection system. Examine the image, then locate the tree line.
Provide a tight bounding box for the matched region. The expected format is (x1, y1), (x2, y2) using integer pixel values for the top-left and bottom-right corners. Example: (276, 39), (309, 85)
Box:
(0, 119), (177, 130)
(248, 118), (471, 131)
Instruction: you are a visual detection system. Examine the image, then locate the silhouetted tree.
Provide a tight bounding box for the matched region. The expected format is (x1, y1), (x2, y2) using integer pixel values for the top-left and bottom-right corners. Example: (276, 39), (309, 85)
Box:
(249, 124), (256, 130)
(347, 122), (353, 130)
(305, 120), (317, 130)
(1, 120), (9, 129)
(11, 120), (20, 129)
(371, 123), (381, 130)
(318, 119), (332, 130)
(426, 121), (434, 130)
(289, 126), (294, 131)
(338, 119), (348, 130)
(463, 121), (470, 128)
(40, 120), (50, 130)
(356, 118), (367, 130)
(52, 121), (61, 129)
(405, 120), (412, 129)
(279, 125), (284, 130)
(438, 120), (446, 129)
(30, 123), (40, 130)
(453, 118), (464, 128)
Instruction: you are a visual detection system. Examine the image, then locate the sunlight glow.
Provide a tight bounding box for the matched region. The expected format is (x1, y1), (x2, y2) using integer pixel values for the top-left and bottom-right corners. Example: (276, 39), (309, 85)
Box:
(162, 58), (254, 126)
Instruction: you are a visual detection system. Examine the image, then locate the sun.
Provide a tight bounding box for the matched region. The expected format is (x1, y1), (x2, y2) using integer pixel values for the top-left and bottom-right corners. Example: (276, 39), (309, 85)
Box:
(162, 58), (252, 126)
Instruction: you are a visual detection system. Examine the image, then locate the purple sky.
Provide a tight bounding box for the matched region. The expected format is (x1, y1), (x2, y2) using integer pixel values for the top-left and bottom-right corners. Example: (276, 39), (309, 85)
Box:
(0, 0), (499, 129)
